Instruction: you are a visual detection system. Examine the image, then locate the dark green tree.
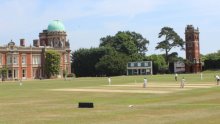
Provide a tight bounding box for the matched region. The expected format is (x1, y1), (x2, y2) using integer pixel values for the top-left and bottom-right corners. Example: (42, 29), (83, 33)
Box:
(72, 47), (112, 77)
(100, 31), (149, 55)
(145, 54), (167, 74)
(203, 51), (220, 69)
(45, 50), (60, 78)
(166, 52), (184, 63)
(95, 53), (129, 76)
(130, 53), (145, 61)
(0, 66), (7, 81)
(155, 27), (184, 65)
(71, 31), (149, 77)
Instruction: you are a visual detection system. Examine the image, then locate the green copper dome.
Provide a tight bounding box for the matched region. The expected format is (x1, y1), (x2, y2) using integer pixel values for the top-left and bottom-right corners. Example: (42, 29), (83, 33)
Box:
(47, 20), (65, 32)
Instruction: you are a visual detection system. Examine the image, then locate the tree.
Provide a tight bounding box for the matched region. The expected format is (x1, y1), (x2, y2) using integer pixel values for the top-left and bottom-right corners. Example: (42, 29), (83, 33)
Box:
(72, 47), (112, 77)
(100, 31), (149, 55)
(130, 53), (145, 62)
(155, 27), (184, 65)
(145, 54), (167, 74)
(0, 66), (7, 81)
(95, 53), (129, 76)
(203, 51), (220, 70)
(71, 31), (149, 77)
(45, 50), (60, 78)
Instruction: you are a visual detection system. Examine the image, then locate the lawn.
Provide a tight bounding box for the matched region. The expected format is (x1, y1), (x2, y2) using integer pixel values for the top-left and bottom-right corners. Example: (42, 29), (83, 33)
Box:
(0, 72), (220, 124)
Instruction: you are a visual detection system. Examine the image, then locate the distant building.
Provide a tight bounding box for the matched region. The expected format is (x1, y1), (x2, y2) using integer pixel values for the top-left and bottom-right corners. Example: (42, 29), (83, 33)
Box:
(185, 25), (202, 73)
(174, 61), (185, 73)
(127, 61), (153, 75)
(0, 20), (71, 80)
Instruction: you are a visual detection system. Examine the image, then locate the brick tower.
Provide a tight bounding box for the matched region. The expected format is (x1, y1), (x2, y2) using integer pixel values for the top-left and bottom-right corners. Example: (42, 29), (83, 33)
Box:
(185, 25), (202, 73)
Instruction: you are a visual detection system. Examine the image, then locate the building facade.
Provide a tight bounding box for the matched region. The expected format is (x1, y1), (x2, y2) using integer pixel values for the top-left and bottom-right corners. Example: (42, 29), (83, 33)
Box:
(127, 61), (153, 75)
(0, 20), (71, 80)
(185, 25), (202, 73)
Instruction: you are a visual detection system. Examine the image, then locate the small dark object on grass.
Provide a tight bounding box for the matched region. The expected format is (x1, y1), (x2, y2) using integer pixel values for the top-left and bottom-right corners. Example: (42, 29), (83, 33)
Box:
(78, 102), (94, 108)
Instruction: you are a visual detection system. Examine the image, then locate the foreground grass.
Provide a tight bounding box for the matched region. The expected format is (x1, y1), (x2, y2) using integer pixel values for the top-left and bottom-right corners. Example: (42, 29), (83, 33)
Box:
(0, 73), (220, 124)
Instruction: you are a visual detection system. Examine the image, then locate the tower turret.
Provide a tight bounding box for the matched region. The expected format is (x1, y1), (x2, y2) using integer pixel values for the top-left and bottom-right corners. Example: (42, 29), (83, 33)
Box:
(185, 25), (202, 73)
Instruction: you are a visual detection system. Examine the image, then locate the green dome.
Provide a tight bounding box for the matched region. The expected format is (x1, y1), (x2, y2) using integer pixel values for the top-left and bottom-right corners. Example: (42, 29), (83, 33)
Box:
(47, 20), (65, 32)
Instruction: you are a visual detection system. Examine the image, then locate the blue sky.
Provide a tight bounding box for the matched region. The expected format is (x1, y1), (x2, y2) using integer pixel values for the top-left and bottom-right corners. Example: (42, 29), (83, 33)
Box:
(0, 0), (220, 57)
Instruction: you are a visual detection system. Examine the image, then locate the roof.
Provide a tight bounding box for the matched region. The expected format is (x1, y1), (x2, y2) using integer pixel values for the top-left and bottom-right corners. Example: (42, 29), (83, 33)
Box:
(47, 20), (65, 32)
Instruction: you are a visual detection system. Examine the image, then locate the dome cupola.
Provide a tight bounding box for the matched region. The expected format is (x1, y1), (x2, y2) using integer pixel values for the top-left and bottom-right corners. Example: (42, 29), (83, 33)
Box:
(47, 20), (65, 32)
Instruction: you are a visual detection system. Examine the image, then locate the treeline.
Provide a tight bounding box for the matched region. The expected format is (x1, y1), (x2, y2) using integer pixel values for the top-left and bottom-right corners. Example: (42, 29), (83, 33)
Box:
(72, 31), (149, 77)
(203, 50), (220, 70)
(71, 27), (185, 77)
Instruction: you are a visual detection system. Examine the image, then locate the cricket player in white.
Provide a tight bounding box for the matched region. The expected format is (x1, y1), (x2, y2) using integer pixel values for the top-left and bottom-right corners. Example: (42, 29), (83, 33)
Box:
(180, 77), (185, 88)
(143, 78), (147, 88)
(108, 77), (111, 85)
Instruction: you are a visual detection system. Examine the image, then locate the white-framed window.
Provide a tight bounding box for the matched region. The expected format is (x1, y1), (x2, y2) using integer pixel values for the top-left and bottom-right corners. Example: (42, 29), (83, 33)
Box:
(22, 69), (26, 78)
(32, 55), (41, 65)
(7, 55), (12, 64)
(22, 55), (26, 65)
(144, 62), (149, 67)
(130, 63), (134, 67)
(13, 56), (18, 64)
(189, 55), (192, 61)
(14, 69), (18, 79)
(8, 69), (12, 78)
(138, 63), (141, 67)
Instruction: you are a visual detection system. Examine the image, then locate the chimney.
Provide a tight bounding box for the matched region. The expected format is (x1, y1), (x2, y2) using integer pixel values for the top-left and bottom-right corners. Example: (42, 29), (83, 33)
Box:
(33, 39), (40, 47)
(20, 39), (25, 47)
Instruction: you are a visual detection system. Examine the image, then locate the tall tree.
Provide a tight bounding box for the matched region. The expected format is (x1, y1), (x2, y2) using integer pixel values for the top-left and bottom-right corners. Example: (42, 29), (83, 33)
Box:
(155, 27), (184, 65)
(95, 53), (129, 76)
(72, 47), (112, 77)
(71, 31), (149, 77)
(45, 50), (60, 78)
(100, 31), (149, 55)
(167, 52), (184, 63)
(145, 54), (167, 74)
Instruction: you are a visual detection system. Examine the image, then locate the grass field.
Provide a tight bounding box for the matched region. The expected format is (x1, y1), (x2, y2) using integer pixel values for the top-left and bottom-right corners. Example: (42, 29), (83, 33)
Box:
(0, 72), (220, 124)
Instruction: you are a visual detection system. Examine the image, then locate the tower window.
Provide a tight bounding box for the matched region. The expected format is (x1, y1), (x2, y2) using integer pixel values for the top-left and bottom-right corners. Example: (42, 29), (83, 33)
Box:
(187, 43), (192, 47)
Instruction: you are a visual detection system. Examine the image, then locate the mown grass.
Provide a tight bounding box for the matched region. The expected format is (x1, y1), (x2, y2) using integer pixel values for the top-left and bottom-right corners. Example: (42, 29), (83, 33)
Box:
(0, 72), (220, 124)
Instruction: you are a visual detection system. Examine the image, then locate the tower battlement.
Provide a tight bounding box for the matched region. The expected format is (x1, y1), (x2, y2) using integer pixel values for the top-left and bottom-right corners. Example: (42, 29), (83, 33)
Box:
(185, 25), (199, 33)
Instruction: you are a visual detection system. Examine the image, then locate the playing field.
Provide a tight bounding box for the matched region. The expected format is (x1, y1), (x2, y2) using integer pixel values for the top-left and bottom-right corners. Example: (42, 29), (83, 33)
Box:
(0, 72), (220, 124)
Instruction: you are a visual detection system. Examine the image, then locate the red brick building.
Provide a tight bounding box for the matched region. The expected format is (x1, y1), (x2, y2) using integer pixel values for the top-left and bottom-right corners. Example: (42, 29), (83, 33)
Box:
(185, 25), (202, 73)
(0, 20), (71, 80)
